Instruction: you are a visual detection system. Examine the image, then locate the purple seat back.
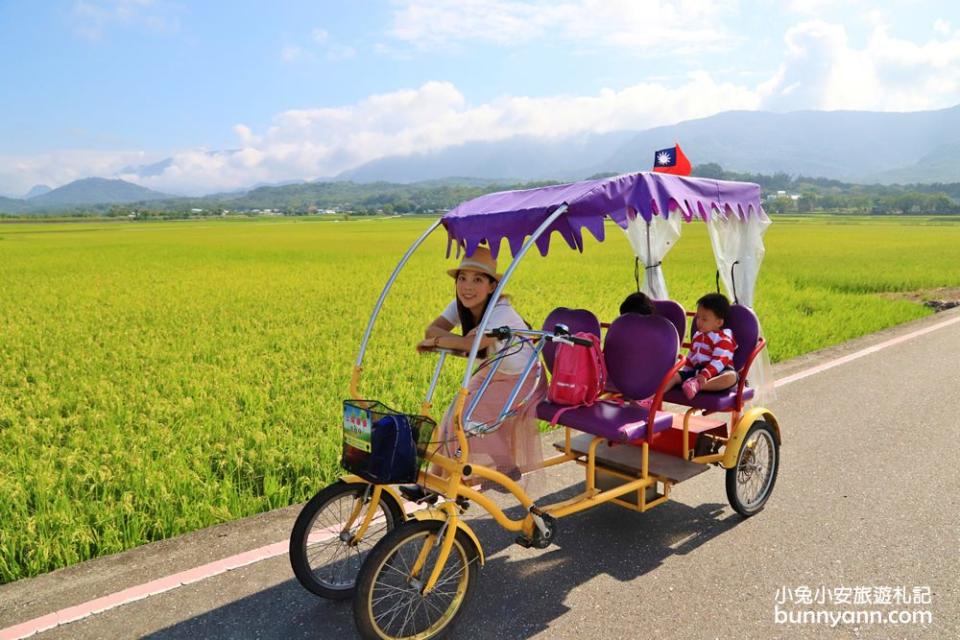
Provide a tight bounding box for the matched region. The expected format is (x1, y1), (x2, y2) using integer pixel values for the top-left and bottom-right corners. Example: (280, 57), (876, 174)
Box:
(541, 307), (601, 374)
(651, 299), (686, 343)
(724, 304), (760, 372)
(603, 314), (678, 400)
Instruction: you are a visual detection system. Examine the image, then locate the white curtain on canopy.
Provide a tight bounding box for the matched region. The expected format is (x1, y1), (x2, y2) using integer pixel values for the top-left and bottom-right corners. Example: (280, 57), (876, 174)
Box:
(622, 212), (682, 299)
(705, 206), (776, 405)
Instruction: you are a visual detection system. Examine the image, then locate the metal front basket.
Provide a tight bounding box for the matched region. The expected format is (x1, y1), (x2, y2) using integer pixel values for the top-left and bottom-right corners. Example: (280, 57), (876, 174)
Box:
(341, 399), (437, 483)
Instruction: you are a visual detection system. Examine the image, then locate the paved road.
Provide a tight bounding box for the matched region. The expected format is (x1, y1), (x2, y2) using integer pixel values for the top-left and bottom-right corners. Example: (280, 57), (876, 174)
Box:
(2, 309), (958, 640)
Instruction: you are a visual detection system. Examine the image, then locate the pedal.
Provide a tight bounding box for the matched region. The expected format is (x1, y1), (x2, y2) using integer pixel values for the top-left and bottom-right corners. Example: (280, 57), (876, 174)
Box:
(398, 485), (439, 505)
(514, 535), (534, 548)
(514, 506), (557, 549)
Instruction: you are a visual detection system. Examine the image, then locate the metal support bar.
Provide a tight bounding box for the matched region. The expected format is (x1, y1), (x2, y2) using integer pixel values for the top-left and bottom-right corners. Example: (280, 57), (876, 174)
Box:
(459, 205), (569, 387)
(462, 355), (504, 427)
(496, 339), (546, 421)
(424, 351), (448, 406)
(355, 219), (442, 368)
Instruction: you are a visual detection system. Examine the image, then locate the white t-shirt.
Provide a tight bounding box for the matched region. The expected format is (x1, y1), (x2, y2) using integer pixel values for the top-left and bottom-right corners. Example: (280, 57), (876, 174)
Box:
(440, 298), (535, 375)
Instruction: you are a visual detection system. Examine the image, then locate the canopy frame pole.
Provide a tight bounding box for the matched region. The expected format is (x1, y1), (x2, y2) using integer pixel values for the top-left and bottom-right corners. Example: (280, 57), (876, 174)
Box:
(644, 218), (654, 295)
(354, 219), (442, 368)
(460, 204), (568, 387)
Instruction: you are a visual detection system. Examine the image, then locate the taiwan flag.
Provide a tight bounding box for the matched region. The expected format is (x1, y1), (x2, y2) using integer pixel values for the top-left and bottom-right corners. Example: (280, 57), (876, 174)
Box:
(652, 143), (692, 176)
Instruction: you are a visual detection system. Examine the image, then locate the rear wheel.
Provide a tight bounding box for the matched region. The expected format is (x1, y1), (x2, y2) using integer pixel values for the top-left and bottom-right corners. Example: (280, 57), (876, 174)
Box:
(289, 480), (404, 599)
(353, 519), (479, 640)
(726, 421), (779, 516)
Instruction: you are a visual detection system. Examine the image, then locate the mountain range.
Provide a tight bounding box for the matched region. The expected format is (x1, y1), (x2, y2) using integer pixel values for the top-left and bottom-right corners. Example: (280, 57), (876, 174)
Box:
(23, 184), (51, 199)
(0, 178), (171, 213)
(2, 105), (959, 213)
(340, 105), (960, 185)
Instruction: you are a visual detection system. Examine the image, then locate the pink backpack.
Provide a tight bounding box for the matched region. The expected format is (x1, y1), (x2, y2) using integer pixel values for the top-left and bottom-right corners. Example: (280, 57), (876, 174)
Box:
(547, 332), (607, 407)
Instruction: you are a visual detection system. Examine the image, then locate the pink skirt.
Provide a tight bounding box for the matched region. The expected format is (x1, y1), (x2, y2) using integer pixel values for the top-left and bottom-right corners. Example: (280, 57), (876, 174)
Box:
(434, 367), (547, 475)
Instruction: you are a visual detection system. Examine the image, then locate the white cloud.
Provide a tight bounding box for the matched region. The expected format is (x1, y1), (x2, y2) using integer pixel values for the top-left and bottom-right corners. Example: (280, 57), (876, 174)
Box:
(388, 0), (736, 55)
(281, 45), (305, 63)
(284, 27), (354, 63)
(933, 19), (952, 35)
(7, 17), (960, 196)
(327, 44), (357, 61)
(760, 20), (960, 111)
(233, 124), (260, 146)
(0, 150), (161, 197)
(102, 77), (759, 194)
(72, 0), (177, 40)
(786, 0), (846, 15)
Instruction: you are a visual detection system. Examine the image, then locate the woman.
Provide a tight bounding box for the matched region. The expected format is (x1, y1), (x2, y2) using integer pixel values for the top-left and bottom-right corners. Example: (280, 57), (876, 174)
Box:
(417, 245), (546, 485)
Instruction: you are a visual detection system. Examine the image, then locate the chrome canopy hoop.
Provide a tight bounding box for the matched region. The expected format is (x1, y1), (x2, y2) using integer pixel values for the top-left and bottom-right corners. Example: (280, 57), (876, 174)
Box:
(424, 351), (448, 405)
(460, 204), (569, 387)
(354, 219), (443, 367)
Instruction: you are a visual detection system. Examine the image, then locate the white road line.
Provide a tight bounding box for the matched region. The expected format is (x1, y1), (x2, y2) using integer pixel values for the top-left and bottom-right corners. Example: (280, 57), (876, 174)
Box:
(774, 314), (960, 388)
(3, 312), (959, 639)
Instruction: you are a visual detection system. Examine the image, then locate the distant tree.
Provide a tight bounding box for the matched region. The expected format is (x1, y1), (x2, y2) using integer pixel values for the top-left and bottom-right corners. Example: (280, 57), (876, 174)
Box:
(692, 163), (725, 179)
(796, 196), (813, 213)
(768, 196), (794, 215)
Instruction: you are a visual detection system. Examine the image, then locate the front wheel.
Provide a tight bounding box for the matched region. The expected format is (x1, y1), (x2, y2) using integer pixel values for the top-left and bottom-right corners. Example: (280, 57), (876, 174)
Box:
(289, 480), (404, 599)
(353, 519), (480, 640)
(726, 421), (779, 516)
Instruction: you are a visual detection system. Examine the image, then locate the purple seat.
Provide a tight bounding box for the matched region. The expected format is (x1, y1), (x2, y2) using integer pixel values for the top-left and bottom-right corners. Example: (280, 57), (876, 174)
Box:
(663, 385), (754, 412)
(537, 400), (675, 441)
(652, 299), (686, 343)
(604, 314), (678, 400)
(668, 304), (761, 411)
(538, 314), (679, 442)
(725, 304), (760, 372)
(541, 307), (601, 374)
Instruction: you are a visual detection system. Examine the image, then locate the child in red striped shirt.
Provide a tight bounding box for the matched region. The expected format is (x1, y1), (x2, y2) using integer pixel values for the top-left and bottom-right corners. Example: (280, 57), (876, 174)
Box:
(669, 293), (738, 400)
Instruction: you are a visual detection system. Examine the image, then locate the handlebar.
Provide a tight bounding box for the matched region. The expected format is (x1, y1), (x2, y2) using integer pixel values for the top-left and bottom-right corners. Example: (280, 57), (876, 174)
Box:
(485, 325), (593, 347)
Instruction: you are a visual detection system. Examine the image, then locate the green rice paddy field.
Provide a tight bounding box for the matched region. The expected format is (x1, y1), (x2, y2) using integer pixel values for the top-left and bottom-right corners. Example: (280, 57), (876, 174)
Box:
(1, 215), (959, 583)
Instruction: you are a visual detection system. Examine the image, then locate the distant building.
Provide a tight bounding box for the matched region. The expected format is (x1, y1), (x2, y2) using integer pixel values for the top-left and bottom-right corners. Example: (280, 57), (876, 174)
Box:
(766, 191), (801, 202)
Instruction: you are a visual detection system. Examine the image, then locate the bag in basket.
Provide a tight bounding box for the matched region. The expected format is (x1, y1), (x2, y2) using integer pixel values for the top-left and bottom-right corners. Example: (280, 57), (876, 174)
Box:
(367, 414), (418, 483)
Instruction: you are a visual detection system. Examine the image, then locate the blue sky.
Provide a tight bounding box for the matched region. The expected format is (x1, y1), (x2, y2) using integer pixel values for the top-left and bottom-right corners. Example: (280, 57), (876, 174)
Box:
(1, 0), (959, 196)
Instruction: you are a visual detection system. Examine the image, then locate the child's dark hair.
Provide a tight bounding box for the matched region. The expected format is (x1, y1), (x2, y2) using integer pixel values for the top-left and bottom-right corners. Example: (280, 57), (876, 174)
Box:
(619, 291), (655, 316)
(696, 292), (731, 321)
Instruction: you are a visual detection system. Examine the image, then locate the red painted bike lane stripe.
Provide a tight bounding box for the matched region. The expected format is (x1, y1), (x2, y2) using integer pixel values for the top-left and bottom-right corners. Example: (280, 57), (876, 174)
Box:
(0, 540), (288, 640)
(0, 504), (411, 640)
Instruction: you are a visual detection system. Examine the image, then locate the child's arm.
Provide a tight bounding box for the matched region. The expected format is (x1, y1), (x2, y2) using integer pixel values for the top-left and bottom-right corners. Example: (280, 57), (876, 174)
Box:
(679, 331), (702, 372)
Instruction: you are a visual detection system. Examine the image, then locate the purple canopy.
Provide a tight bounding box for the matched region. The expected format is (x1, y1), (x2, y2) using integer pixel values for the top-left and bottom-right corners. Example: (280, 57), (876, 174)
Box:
(441, 171), (762, 258)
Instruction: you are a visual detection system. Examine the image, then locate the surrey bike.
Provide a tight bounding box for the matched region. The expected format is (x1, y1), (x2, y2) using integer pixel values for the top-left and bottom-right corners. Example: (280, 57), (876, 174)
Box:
(288, 172), (782, 639)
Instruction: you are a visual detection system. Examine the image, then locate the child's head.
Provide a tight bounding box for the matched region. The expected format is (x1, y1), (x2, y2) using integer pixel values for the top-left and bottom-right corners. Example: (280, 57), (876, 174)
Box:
(694, 293), (730, 334)
(619, 291), (655, 316)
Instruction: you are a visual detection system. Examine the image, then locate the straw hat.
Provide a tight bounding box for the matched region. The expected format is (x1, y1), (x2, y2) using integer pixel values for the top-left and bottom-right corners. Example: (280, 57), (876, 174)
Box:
(446, 245), (503, 281)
